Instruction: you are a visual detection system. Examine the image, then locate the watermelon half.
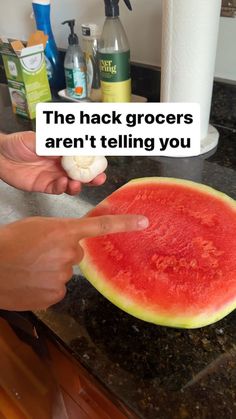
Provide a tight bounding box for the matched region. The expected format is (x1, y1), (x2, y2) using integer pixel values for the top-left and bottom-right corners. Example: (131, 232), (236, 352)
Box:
(79, 178), (236, 329)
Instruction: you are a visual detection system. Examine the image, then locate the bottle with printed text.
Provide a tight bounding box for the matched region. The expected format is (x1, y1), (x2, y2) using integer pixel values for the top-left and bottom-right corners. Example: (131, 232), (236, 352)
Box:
(99, 0), (132, 102)
(62, 19), (87, 100)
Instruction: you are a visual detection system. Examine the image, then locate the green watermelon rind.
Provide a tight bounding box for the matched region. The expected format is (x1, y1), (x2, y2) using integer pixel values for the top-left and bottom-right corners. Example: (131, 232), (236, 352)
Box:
(79, 177), (236, 329)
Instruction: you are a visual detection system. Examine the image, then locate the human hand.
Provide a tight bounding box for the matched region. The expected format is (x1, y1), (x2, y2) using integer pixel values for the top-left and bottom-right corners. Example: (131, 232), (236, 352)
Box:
(0, 131), (106, 194)
(0, 214), (149, 310)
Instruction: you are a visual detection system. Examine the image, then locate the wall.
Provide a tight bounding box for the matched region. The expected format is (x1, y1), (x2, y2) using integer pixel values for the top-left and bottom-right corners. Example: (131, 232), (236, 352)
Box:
(215, 17), (236, 81)
(0, 0), (235, 81)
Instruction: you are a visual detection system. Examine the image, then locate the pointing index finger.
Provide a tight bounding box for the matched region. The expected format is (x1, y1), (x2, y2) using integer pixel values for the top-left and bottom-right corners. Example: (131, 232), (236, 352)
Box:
(67, 214), (149, 240)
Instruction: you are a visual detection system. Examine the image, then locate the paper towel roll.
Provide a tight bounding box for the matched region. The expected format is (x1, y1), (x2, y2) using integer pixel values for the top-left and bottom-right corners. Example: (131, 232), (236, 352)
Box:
(161, 0), (221, 142)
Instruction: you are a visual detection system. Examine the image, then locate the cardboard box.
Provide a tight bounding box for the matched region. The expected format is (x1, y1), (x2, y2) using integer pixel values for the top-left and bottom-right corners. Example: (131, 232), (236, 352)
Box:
(0, 34), (51, 119)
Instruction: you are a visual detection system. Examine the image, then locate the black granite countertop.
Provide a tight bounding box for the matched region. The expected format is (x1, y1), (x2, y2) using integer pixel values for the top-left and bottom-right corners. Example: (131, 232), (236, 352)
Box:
(0, 82), (236, 419)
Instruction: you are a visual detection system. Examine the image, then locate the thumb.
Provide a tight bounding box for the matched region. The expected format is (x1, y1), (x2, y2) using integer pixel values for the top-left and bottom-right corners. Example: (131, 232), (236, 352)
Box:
(6, 131), (60, 162)
(11, 131), (36, 152)
(2, 131), (37, 161)
(66, 214), (149, 240)
(21, 131), (60, 161)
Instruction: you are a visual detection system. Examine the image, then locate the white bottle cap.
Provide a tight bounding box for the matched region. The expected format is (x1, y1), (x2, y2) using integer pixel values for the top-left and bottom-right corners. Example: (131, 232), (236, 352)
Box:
(32, 0), (50, 4)
(81, 23), (101, 39)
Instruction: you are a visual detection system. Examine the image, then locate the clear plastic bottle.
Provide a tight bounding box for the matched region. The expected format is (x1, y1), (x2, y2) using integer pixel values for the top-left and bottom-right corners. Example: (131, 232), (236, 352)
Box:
(62, 20), (87, 100)
(81, 23), (101, 102)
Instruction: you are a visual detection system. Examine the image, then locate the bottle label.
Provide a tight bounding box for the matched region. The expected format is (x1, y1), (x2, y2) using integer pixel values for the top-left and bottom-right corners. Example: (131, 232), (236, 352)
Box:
(99, 51), (130, 83)
(65, 68), (87, 99)
(101, 79), (131, 102)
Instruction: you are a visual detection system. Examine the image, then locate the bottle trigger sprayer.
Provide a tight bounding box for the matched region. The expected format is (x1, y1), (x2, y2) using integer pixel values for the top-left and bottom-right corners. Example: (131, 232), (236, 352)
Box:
(99, 0), (132, 102)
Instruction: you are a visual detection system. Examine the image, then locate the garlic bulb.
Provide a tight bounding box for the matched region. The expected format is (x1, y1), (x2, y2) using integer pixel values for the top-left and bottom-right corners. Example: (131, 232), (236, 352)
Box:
(61, 156), (108, 183)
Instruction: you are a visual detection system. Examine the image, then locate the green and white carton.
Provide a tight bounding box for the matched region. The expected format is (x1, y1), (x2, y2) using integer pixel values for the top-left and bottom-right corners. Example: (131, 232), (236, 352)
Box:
(0, 37), (51, 119)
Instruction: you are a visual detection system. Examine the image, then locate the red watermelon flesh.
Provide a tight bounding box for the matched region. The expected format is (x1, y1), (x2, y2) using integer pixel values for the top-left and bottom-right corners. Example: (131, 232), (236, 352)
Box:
(79, 178), (236, 328)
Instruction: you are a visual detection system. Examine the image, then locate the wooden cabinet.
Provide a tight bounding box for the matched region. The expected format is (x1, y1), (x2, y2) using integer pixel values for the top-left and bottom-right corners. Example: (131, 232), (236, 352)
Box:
(0, 318), (135, 419)
(0, 318), (54, 419)
(47, 339), (132, 419)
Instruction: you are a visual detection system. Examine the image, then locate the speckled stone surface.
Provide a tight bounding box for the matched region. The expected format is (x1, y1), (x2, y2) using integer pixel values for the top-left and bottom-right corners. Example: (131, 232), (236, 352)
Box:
(211, 82), (236, 131)
(38, 276), (236, 419)
(34, 130), (236, 419)
(0, 82), (236, 418)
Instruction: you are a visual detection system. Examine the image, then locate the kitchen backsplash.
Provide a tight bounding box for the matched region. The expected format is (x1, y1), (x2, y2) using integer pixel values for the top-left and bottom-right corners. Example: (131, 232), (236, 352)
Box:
(211, 82), (236, 131)
(0, 53), (235, 132)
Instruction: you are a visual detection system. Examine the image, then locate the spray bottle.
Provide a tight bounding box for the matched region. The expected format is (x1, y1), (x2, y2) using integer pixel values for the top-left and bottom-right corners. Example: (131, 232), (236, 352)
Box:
(99, 0), (132, 102)
(32, 0), (64, 90)
(62, 20), (87, 100)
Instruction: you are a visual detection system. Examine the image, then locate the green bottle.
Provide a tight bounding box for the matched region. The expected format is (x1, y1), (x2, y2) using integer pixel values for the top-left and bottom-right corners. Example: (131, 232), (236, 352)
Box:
(99, 0), (132, 102)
